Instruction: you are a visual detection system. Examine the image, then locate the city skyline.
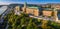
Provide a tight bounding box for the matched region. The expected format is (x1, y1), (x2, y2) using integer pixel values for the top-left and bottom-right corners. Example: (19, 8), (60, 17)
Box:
(0, 0), (60, 5)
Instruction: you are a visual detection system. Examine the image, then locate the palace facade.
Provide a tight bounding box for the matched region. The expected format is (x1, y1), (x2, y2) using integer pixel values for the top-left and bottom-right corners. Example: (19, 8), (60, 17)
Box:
(14, 2), (58, 21)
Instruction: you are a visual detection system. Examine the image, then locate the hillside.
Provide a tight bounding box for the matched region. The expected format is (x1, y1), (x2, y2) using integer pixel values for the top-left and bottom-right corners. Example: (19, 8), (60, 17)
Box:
(3, 10), (60, 29)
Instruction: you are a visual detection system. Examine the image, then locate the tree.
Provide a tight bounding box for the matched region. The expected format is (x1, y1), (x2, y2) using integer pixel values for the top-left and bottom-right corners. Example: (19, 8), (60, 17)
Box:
(4, 10), (60, 29)
(41, 20), (48, 29)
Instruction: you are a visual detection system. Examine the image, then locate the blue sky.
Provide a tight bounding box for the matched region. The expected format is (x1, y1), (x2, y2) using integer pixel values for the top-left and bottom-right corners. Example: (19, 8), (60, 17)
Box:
(0, 0), (60, 4)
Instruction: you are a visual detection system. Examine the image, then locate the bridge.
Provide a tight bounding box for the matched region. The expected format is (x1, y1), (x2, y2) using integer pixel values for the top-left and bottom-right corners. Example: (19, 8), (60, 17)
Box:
(0, 6), (14, 29)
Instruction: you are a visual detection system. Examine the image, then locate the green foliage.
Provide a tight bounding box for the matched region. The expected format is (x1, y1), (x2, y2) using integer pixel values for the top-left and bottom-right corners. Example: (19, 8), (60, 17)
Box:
(4, 10), (60, 29)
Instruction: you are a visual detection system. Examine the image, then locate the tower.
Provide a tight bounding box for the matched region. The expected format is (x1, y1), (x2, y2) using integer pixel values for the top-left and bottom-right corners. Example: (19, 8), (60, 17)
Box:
(23, 2), (27, 12)
(53, 8), (58, 21)
(24, 2), (27, 8)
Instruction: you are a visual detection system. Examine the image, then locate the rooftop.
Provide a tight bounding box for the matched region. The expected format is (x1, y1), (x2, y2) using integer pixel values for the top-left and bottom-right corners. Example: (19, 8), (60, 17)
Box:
(43, 8), (53, 11)
(27, 6), (40, 9)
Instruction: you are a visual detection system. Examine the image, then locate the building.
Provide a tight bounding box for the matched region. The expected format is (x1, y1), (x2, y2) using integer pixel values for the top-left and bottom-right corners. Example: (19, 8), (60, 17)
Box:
(14, 6), (20, 15)
(43, 10), (52, 16)
(22, 2), (40, 16)
(26, 7), (40, 16)
(51, 5), (60, 10)
(53, 8), (58, 21)
(22, 2), (27, 12)
(14, 2), (59, 21)
(42, 8), (53, 16)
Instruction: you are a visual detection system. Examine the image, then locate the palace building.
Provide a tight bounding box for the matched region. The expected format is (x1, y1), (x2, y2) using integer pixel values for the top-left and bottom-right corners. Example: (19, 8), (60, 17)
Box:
(22, 2), (40, 16)
(14, 2), (59, 21)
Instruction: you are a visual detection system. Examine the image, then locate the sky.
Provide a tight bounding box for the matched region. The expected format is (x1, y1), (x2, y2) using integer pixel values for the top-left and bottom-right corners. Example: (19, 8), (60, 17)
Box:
(0, 0), (60, 5)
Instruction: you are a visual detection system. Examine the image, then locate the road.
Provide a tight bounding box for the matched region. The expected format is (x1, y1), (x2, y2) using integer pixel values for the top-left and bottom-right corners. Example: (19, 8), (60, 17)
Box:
(29, 15), (54, 21)
(0, 6), (8, 22)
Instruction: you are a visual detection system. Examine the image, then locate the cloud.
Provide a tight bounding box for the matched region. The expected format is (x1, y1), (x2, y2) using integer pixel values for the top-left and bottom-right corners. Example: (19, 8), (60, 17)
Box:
(0, 2), (11, 5)
(0, 0), (60, 5)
